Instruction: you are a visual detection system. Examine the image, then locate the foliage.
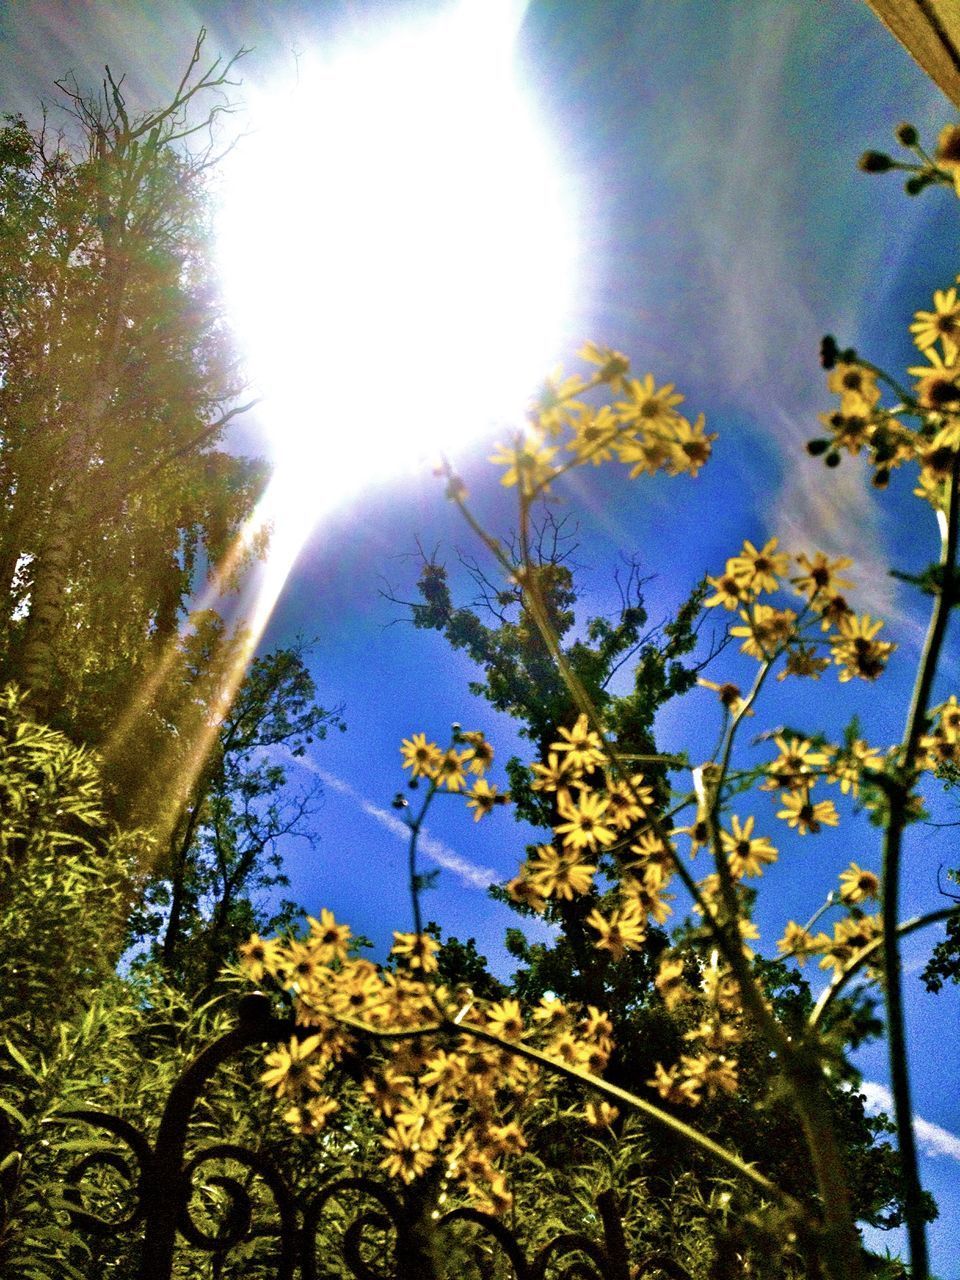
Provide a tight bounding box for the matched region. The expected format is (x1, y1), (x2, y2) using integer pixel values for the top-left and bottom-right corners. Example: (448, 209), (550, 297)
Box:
(0, 35), (263, 755)
(128, 637), (344, 997)
(0, 685), (141, 1052)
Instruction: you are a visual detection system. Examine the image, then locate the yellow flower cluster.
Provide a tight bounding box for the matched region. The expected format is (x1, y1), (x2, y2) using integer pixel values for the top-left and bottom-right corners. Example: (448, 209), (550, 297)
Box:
(399, 729), (507, 817)
(775, 852), (882, 977)
(648, 953), (743, 1105)
(813, 275), (960, 505)
(489, 343), (715, 497)
(240, 918), (617, 1214)
(918, 694), (960, 770)
(507, 713), (673, 954)
(704, 539), (895, 684)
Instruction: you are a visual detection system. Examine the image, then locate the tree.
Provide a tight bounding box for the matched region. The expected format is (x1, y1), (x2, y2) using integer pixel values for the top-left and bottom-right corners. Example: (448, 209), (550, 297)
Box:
(0, 33), (262, 740)
(128, 638), (344, 997)
(395, 541), (910, 1252)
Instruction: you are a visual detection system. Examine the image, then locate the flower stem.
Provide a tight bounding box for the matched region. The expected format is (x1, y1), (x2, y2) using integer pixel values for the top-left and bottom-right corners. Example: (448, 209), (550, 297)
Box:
(881, 456), (960, 1280)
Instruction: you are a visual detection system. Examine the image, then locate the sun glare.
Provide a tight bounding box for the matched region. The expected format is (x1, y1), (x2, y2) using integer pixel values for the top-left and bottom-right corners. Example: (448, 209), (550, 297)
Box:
(216, 0), (578, 537)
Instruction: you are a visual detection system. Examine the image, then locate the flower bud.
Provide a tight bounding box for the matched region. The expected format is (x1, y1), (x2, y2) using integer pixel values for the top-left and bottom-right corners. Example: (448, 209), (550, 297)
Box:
(859, 150), (893, 173)
(819, 335), (838, 369)
(806, 438), (830, 456)
(905, 175), (928, 196)
(895, 122), (918, 147)
(825, 451), (841, 468)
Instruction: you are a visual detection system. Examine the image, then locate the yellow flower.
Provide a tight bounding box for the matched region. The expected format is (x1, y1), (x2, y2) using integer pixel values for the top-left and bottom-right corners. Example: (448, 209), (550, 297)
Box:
(621, 874), (674, 924)
(461, 733), (495, 775)
(777, 921), (829, 965)
(485, 998), (525, 1041)
(654, 955), (689, 1009)
(826, 739), (883, 796)
(615, 372), (684, 430)
(400, 732), (442, 779)
(283, 1094), (339, 1134)
(553, 788), (617, 852)
(648, 1061), (701, 1106)
(936, 123), (960, 197)
(838, 862), (880, 904)
(436, 748), (469, 791)
(910, 287), (960, 363)
(679, 1052), (739, 1099)
(584, 1100), (619, 1128)
(818, 914), (882, 977)
(465, 778), (502, 820)
(616, 433), (674, 478)
(791, 551), (853, 602)
(730, 604), (797, 660)
(585, 901), (646, 959)
(727, 537), (789, 594)
(489, 436), (558, 494)
(579, 340), (631, 391)
(307, 908), (352, 963)
(380, 1124), (435, 1181)
(484, 1120), (526, 1157)
(932, 694), (960, 740)
(776, 790), (840, 835)
(827, 361), (882, 416)
(908, 347), (960, 410)
(363, 1069), (413, 1117)
(830, 613), (895, 682)
(603, 773), (653, 829)
(526, 844), (596, 899)
(327, 960), (386, 1019)
(779, 644), (830, 680)
(239, 932), (285, 982)
(697, 677), (752, 716)
(550, 713), (606, 770)
(390, 931), (440, 973)
(532, 369), (587, 436)
(761, 735), (829, 793)
(666, 413), (716, 477)
(719, 814), (778, 878)
(530, 750), (574, 795)
(566, 404), (623, 465)
(704, 572), (749, 611)
(505, 874), (547, 912)
(261, 1035), (325, 1098)
(420, 1050), (466, 1090)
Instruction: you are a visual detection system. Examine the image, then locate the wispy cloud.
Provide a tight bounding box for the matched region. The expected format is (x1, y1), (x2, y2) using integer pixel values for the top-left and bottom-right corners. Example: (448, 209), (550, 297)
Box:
(858, 1081), (960, 1161)
(288, 753), (498, 891)
(655, 6), (936, 635)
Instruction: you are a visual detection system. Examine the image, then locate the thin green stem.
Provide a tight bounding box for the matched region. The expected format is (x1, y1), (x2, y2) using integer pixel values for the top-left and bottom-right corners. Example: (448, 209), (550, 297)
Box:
(330, 1011), (796, 1209)
(881, 456), (960, 1280)
(810, 907), (960, 1032)
(405, 780), (438, 943)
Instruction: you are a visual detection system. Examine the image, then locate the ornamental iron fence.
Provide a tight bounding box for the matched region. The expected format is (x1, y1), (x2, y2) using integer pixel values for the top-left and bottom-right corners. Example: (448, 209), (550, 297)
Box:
(11, 994), (693, 1280)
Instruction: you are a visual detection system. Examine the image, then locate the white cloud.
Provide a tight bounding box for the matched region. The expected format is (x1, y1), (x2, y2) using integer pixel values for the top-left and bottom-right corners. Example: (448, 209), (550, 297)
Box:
(858, 1081), (960, 1161)
(288, 753), (498, 891)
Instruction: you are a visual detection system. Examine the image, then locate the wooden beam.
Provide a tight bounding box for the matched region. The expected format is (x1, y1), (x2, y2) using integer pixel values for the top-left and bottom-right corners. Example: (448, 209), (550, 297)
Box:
(864, 0), (960, 109)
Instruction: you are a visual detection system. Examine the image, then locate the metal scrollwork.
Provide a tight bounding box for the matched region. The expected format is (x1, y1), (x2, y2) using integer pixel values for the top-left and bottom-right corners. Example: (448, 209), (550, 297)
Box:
(46, 1004), (677, 1280)
(179, 1141), (298, 1278)
(436, 1205), (531, 1279)
(531, 1232), (612, 1280)
(57, 1108), (152, 1235)
(303, 1175), (408, 1280)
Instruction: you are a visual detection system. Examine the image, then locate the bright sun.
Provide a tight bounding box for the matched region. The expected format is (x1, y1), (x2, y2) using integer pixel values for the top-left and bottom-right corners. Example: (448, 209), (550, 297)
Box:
(216, 0), (579, 544)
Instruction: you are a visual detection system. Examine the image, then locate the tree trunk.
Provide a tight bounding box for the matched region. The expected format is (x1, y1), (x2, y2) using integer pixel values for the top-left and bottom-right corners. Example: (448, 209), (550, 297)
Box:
(18, 484), (76, 719)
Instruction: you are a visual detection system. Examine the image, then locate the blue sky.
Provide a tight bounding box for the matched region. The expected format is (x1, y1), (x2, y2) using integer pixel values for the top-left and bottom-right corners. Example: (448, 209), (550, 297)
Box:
(3, 0), (960, 1272)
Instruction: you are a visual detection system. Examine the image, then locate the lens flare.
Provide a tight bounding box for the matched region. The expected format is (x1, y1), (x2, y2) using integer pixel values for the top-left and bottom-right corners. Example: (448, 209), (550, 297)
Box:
(216, 0), (578, 538)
